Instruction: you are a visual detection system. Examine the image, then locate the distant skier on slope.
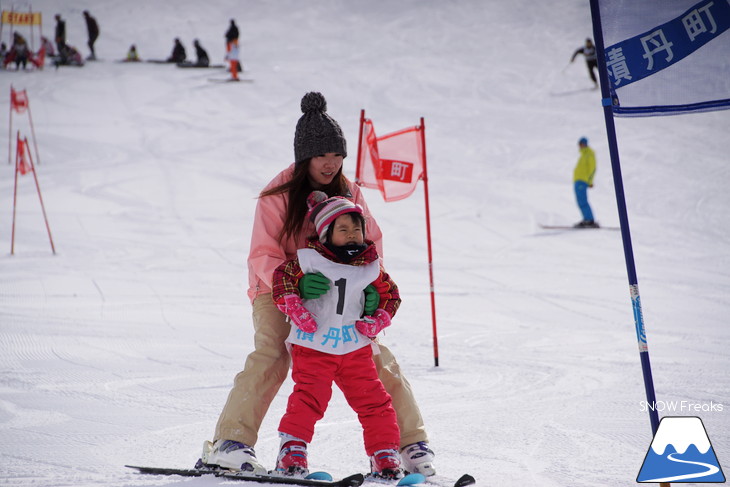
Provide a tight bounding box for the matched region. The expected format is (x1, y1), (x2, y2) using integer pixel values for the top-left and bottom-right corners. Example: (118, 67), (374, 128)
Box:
(573, 137), (598, 228)
(83, 10), (100, 60)
(225, 19), (242, 72)
(570, 38), (598, 88)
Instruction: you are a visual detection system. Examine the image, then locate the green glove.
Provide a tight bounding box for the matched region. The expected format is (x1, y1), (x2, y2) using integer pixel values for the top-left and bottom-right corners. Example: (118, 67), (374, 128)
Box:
(299, 272), (330, 299)
(363, 284), (379, 316)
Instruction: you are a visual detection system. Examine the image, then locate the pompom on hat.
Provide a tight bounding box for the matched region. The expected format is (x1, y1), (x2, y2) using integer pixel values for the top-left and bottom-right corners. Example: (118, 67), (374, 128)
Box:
(307, 191), (363, 243)
(294, 92), (347, 164)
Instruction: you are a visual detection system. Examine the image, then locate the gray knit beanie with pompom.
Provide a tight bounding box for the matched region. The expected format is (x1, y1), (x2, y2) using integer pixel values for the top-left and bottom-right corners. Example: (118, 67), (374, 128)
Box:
(294, 92), (347, 164)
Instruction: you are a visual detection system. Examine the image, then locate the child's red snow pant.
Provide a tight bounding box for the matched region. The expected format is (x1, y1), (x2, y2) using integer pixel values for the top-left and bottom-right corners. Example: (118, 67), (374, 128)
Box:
(278, 344), (400, 455)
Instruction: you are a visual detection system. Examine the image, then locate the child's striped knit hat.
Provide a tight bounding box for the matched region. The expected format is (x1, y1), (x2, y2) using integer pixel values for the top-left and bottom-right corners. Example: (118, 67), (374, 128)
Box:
(307, 191), (363, 243)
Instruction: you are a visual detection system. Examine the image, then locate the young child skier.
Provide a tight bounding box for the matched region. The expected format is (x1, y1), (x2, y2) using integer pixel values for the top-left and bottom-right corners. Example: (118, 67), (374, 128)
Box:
(271, 191), (403, 480)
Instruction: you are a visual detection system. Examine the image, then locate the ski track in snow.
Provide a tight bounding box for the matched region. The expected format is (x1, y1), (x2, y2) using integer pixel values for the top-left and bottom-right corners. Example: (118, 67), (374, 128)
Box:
(1, 1), (729, 486)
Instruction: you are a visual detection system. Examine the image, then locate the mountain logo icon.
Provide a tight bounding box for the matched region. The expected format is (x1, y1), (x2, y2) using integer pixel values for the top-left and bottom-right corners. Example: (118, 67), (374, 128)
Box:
(637, 416), (725, 483)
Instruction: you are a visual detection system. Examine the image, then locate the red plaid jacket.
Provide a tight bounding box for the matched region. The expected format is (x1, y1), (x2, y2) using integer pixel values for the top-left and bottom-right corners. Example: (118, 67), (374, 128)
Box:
(272, 237), (400, 319)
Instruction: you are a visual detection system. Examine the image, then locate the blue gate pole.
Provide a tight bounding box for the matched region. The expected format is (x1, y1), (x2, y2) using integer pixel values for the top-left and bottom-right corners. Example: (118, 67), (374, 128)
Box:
(589, 0), (661, 436)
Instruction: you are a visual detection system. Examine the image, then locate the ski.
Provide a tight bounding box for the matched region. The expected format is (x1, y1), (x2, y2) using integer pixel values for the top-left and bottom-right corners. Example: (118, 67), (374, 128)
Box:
(208, 77), (254, 83)
(542, 226), (619, 230)
(177, 62), (227, 68)
(429, 474), (476, 487)
(125, 464), (209, 476)
(126, 464), (363, 486)
(364, 473), (475, 487)
(364, 472), (425, 486)
(219, 471), (365, 486)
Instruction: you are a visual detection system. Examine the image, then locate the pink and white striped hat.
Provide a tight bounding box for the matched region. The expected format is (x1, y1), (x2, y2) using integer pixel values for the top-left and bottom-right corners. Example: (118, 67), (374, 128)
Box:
(307, 191), (363, 242)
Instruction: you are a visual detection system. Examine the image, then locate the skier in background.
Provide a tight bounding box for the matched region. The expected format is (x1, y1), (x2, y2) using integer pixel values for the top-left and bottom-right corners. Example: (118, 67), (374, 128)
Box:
(573, 137), (598, 228)
(271, 191), (403, 479)
(570, 38), (598, 88)
(83, 10), (100, 60)
(54, 14), (66, 55)
(225, 19), (242, 72)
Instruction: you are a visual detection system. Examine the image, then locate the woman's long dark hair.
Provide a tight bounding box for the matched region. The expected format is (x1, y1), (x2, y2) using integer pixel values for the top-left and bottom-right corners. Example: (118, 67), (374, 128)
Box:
(260, 159), (350, 243)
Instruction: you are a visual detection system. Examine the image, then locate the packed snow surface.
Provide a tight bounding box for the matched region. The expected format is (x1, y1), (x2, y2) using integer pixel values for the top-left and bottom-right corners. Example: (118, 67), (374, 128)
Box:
(1, 1), (728, 486)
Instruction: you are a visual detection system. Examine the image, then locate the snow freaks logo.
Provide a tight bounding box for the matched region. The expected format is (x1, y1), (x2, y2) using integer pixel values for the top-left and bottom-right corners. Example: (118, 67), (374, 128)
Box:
(637, 416), (725, 483)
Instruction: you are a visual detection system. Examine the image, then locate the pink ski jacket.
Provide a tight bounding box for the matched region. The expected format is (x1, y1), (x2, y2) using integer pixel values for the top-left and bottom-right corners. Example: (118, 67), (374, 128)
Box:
(247, 163), (384, 303)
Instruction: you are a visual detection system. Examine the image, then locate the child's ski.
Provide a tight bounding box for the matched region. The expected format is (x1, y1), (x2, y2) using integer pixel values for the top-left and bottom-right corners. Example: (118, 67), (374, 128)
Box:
(219, 471), (364, 486)
(126, 464), (363, 486)
(364, 473), (475, 487)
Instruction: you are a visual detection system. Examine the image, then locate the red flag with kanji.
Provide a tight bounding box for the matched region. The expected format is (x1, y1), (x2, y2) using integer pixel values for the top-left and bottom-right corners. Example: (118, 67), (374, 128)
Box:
(17, 137), (32, 175)
(11, 87), (29, 114)
(356, 118), (424, 202)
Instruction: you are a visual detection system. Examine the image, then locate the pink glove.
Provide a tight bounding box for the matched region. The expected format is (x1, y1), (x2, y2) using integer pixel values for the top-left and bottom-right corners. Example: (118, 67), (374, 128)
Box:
(277, 294), (318, 333)
(355, 309), (391, 338)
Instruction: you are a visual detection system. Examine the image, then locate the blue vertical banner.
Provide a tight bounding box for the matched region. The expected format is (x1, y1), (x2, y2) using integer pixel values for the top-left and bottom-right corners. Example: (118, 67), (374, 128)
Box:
(598, 0), (730, 115)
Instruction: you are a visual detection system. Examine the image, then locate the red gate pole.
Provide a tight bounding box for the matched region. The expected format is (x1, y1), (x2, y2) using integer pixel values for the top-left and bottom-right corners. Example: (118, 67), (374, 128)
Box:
(420, 117), (439, 367)
(26, 97), (41, 165)
(25, 135), (55, 254)
(11, 132), (21, 254)
(8, 86), (13, 165)
(355, 109), (365, 184)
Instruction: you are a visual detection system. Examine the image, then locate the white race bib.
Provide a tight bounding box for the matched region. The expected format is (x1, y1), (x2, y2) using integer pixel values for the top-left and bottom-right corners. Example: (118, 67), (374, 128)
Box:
(287, 248), (379, 355)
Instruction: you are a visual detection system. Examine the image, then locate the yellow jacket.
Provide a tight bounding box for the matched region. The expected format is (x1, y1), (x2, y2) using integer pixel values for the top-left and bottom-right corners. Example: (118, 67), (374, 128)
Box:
(573, 146), (596, 185)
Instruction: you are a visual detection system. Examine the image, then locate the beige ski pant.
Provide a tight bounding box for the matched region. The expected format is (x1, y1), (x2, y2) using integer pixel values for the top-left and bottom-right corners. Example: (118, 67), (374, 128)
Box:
(213, 294), (428, 449)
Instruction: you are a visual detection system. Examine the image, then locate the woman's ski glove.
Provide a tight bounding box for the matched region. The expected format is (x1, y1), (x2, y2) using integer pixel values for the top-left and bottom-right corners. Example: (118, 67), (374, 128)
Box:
(278, 294), (318, 333)
(299, 272), (330, 299)
(363, 284), (379, 316)
(355, 309), (391, 338)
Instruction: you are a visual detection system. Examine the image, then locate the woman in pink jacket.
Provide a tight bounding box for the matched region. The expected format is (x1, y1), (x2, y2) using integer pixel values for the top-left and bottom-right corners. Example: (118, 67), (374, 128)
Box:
(199, 92), (435, 476)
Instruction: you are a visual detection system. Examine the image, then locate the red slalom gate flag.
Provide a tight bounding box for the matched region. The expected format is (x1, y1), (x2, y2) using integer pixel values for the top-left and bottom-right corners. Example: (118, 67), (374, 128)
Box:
(355, 111), (441, 367)
(356, 117), (424, 202)
(17, 137), (32, 175)
(11, 87), (29, 114)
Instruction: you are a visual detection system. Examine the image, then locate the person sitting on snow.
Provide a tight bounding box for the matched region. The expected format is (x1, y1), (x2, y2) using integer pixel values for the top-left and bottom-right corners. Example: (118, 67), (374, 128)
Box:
(4, 32), (30, 70)
(193, 39), (210, 67)
(54, 44), (85, 67)
(166, 38), (186, 63)
(125, 44), (140, 62)
(40, 36), (55, 58)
